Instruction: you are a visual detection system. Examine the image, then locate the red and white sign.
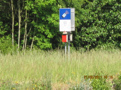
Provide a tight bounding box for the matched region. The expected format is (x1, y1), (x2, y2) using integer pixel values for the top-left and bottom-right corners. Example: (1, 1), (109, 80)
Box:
(62, 35), (68, 42)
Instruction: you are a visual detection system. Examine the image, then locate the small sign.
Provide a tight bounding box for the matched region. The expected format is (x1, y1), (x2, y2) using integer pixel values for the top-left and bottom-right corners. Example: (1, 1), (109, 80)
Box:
(62, 35), (68, 42)
(59, 8), (71, 32)
(70, 34), (73, 41)
(59, 8), (75, 32)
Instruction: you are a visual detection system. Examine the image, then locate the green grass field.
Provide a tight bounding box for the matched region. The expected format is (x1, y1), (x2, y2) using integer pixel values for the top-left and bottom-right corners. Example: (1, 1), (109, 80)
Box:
(0, 49), (121, 89)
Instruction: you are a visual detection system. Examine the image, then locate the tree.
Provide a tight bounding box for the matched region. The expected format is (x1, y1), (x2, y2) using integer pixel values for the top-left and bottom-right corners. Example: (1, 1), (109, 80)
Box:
(23, 0), (28, 50)
(18, 0), (21, 51)
(11, 0), (14, 50)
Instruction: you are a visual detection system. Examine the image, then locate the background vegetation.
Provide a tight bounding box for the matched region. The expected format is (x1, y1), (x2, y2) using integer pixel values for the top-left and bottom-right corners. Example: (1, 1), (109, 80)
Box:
(0, 0), (121, 53)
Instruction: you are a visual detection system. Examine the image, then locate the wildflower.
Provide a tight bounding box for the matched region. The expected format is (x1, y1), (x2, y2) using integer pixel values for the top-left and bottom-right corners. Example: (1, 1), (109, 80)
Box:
(35, 84), (37, 87)
(33, 88), (34, 89)
(72, 72), (75, 74)
(15, 81), (18, 84)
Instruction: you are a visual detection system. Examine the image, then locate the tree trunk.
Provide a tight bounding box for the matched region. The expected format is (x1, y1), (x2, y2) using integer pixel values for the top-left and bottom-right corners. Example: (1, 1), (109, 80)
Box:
(18, 0), (21, 51)
(23, 8), (27, 50)
(11, 0), (14, 50)
(30, 36), (34, 50)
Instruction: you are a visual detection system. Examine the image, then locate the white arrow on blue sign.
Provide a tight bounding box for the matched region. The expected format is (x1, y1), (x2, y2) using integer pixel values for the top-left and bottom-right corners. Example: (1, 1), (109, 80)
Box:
(59, 8), (71, 32)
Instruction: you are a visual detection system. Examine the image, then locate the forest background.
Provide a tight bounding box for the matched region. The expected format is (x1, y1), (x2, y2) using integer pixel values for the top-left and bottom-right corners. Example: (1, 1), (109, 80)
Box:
(0, 0), (121, 54)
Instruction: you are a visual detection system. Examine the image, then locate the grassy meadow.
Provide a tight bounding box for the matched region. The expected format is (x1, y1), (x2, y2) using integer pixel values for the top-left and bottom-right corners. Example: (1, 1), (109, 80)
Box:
(0, 49), (121, 89)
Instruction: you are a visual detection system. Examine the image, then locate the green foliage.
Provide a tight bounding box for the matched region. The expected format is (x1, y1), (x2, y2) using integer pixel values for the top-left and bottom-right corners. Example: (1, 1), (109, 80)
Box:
(0, 21), (17, 54)
(27, 0), (60, 50)
(113, 78), (121, 90)
(72, 0), (121, 50)
(0, 36), (12, 54)
(90, 72), (111, 90)
(95, 42), (116, 50)
(113, 73), (121, 90)
(91, 78), (110, 90)
(1, 0), (121, 52)
(0, 22), (7, 35)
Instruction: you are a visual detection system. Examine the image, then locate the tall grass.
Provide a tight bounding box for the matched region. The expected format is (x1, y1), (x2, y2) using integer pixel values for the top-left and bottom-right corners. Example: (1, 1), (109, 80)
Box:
(0, 49), (121, 89)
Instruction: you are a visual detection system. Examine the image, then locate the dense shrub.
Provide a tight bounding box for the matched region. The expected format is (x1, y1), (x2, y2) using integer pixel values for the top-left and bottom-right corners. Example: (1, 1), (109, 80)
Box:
(0, 37), (12, 54)
(113, 72), (121, 90)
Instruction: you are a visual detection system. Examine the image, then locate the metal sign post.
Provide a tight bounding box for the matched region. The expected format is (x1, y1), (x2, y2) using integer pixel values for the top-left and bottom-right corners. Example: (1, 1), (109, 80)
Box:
(62, 31), (68, 60)
(68, 32), (70, 61)
(65, 42), (67, 60)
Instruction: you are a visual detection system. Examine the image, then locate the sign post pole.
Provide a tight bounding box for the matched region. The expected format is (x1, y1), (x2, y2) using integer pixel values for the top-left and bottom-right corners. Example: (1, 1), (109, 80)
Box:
(68, 32), (70, 61)
(65, 42), (66, 60)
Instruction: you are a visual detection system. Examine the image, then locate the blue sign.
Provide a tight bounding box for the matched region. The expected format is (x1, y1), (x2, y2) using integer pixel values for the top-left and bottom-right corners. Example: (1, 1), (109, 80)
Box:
(59, 8), (71, 20)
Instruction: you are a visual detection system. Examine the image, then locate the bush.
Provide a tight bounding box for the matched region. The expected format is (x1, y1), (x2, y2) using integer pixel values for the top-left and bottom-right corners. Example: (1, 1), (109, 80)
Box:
(0, 36), (18, 55)
(91, 78), (110, 90)
(113, 72), (121, 90)
(0, 37), (12, 54)
(90, 72), (111, 90)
